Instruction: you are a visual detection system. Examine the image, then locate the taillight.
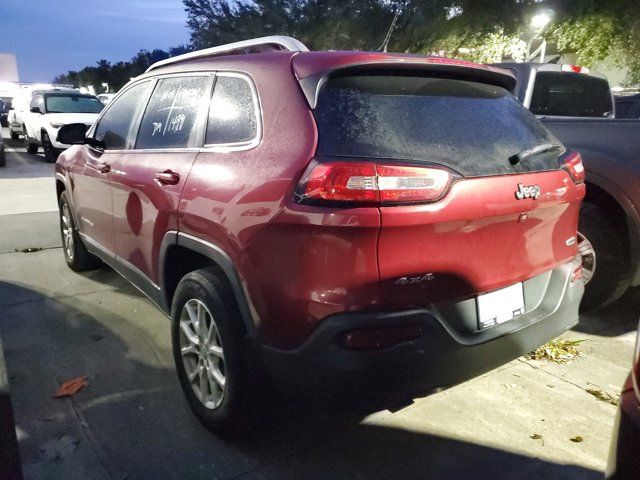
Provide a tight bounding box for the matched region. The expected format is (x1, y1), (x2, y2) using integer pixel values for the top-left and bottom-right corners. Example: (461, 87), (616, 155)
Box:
(296, 160), (452, 206)
(560, 151), (585, 184)
(561, 64), (590, 74)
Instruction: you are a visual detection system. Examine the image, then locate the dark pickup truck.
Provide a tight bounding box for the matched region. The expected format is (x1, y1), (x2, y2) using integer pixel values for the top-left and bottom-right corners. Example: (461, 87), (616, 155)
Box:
(497, 63), (640, 309)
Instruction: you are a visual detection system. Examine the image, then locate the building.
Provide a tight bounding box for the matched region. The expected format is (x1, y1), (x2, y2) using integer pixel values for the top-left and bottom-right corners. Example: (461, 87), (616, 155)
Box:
(0, 54), (19, 83)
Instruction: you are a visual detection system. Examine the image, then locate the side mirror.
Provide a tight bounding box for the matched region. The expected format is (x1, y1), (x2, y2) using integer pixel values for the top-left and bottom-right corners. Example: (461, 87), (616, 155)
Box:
(57, 123), (88, 145)
(30, 106), (43, 114)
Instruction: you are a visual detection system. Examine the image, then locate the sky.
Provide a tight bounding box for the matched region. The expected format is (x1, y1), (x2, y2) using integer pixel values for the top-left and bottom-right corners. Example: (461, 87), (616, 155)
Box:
(1, 0), (190, 82)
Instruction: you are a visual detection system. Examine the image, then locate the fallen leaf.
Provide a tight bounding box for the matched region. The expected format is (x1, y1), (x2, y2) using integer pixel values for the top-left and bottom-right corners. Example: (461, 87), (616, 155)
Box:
(53, 376), (88, 398)
(525, 338), (586, 364)
(586, 387), (619, 406)
(39, 435), (79, 460)
(570, 436), (584, 443)
(530, 433), (543, 440)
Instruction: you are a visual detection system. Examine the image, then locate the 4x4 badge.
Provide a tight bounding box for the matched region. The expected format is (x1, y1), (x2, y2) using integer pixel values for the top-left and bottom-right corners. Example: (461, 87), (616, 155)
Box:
(515, 183), (541, 200)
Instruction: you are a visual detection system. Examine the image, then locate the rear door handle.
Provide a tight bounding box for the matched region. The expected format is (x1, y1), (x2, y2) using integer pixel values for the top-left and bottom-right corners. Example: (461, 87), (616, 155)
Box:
(154, 170), (180, 186)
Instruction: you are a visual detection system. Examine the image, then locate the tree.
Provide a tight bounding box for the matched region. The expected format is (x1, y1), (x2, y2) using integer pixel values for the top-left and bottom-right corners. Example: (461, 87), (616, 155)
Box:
(53, 45), (192, 92)
(183, 0), (640, 83)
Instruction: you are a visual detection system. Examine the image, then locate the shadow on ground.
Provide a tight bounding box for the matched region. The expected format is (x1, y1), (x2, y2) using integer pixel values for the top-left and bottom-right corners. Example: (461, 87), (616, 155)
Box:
(0, 129), (51, 180)
(0, 278), (601, 480)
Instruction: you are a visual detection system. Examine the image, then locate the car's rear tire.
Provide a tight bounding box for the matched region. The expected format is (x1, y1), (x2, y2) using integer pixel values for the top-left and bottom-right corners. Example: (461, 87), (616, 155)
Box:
(0, 148), (5, 168)
(10, 129), (19, 141)
(58, 191), (102, 271)
(579, 202), (632, 310)
(171, 269), (252, 433)
(42, 132), (58, 163)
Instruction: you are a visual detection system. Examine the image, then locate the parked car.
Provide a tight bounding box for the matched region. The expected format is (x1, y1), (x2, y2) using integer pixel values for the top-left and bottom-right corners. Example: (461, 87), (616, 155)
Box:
(97, 93), (116, 106)
(606, 320), (640, 479)
(615, 93), (640, 119)
(0, 98), (11, 128)
(8, 86), (77, 142)
(55, 36), (585, 432)
(23, 90), (103, 162)
(496, 62), (640, 310)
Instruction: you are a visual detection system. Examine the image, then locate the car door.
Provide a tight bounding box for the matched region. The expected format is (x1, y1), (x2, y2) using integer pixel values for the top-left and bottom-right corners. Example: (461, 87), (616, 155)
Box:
(27, 94), (44, 141)
(108, 74), (212, 287)
(70, 80), (153, 255)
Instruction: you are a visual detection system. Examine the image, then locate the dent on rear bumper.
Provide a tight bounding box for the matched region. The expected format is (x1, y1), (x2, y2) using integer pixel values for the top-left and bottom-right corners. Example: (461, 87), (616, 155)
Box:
(258, 257), (583, 393)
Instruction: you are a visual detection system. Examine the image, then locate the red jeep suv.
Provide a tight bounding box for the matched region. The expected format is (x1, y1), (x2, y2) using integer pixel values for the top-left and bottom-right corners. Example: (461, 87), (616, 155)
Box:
(55, 36), (585, 430)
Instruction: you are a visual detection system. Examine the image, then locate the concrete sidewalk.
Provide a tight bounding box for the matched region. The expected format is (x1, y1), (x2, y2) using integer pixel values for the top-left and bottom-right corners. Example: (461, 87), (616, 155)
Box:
(0, 247), (635, 480)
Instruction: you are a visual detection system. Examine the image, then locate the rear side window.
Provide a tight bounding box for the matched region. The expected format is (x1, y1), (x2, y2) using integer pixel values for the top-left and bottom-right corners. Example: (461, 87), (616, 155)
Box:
(206, 75), (258, 145)
(530, 72), (613, 118)
(315, 74), (560, 177)
(136, 76), (210, 150)
(95, 81), (151, 150)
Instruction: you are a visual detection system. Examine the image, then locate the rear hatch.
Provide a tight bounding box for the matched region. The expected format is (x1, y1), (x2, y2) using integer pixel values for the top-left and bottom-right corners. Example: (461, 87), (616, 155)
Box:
(294, 57), (585, 313)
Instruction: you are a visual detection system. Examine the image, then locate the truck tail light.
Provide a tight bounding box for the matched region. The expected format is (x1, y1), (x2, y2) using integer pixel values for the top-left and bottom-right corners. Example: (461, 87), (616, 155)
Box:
(561, 64), (590, 74)
(560, 151), (585, 184)
(295, 159), (452, 206)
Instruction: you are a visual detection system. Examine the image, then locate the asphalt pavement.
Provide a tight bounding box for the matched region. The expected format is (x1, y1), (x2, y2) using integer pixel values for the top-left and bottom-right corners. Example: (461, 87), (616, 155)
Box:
(0, 128), (637, 479)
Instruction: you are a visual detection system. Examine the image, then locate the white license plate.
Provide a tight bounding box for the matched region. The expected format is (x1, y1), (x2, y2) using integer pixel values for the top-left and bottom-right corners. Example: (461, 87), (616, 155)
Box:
(477, 283), (525, 329)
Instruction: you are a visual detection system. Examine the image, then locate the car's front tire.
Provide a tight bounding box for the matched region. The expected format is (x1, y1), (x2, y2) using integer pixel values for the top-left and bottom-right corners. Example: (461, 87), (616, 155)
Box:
(25, 127), (38, 154)
(171, 269), (252, 433)
(58, 191), (102, 271)
(42, 132), (59, 163)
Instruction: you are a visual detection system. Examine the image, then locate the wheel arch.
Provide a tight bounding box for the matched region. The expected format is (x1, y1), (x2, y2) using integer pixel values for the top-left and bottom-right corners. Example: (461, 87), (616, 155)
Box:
(55, 178), (66, 199)
(162, 233), (257, 336)
(583, 177), (640, 286)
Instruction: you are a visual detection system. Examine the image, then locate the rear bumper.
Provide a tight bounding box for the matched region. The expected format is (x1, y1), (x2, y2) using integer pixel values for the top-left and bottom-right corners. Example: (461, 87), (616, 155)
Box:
(259, 257), (583, 395)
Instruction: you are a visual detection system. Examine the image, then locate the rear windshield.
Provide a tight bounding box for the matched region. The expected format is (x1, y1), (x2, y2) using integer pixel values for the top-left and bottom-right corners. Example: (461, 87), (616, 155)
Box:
(315, 74), (560, 177)
(45, 94), (104, 114)
(530, 72), (613, 118)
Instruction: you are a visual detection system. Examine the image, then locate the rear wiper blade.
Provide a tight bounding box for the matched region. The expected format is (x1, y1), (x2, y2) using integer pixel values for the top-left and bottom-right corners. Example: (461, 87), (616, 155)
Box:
(509, 143), (563, 165)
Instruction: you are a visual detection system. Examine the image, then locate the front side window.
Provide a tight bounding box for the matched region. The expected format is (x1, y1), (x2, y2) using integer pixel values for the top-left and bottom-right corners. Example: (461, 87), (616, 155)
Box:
(136, 76), (210, 150)
(45, 94), (103, 114)
(206, 75), (258, 145)
(94, 81), (152, 150)
(29, 95), (44, 112)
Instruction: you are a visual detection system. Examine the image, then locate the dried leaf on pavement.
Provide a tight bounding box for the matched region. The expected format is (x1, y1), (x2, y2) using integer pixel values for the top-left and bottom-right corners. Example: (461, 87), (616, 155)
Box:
(570, 436), (584, 443)
(53, 376), (88, 398)
(525, 339), (585, 364)
(586, 387), (619, 406)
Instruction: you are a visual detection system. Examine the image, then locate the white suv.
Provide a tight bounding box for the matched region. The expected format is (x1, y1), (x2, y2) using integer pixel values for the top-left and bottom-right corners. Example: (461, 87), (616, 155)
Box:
(9, 86), (73, 140)
(23, 90), (103, 162)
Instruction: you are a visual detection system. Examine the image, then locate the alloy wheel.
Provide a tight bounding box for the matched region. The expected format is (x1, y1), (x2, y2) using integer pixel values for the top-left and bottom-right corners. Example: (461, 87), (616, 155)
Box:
(577, 231), (596, 284)
(61, 203), (74, 261)
(179, 299), (226, 409)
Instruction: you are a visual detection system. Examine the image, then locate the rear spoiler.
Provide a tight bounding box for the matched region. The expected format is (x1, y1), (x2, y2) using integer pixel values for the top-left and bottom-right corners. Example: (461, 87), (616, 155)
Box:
(295, 58), (517, 109)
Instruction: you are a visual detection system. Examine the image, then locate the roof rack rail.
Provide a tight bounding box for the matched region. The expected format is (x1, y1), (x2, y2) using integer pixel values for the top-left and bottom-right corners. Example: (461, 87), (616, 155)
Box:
(146, 35), (309, 73)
